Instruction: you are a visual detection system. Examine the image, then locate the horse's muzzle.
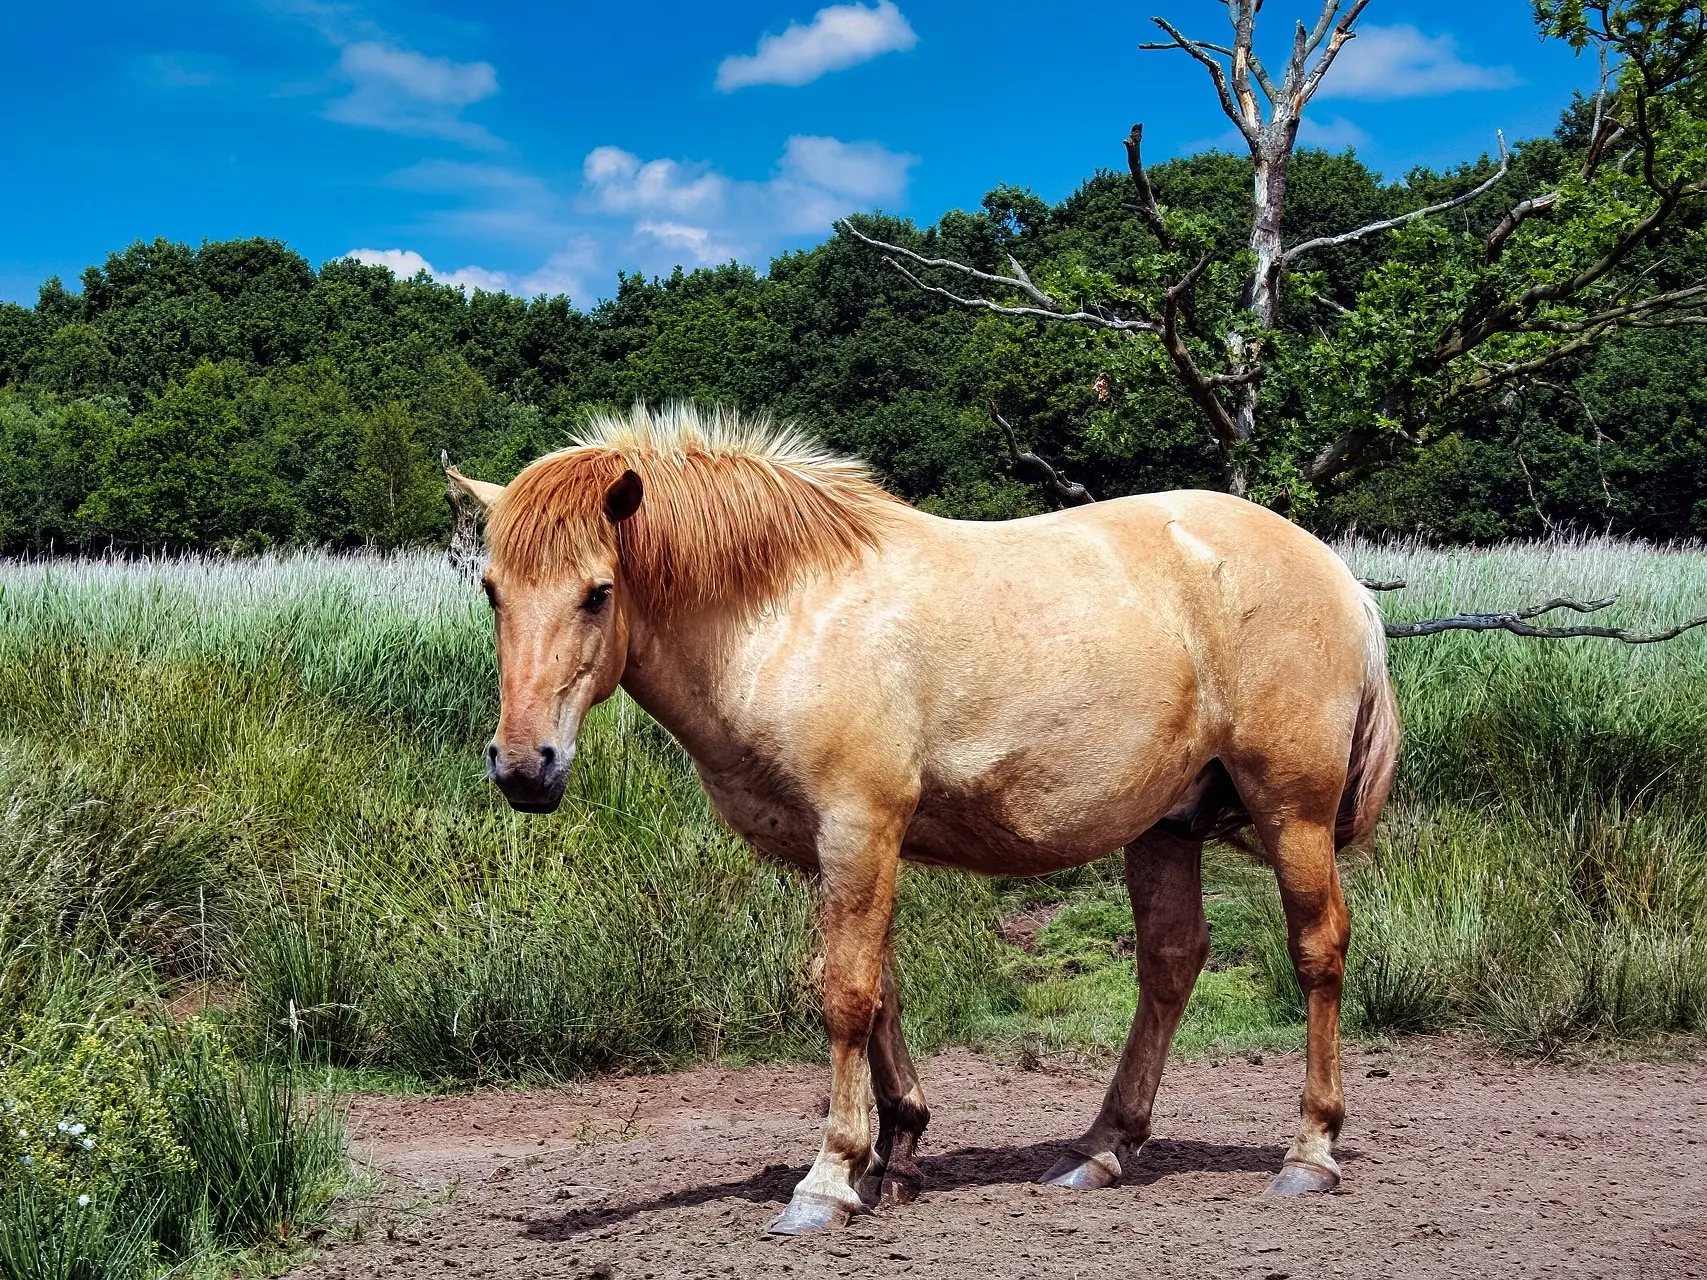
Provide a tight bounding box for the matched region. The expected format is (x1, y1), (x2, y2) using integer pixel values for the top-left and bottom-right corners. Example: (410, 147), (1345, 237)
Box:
(487, 740), (570, 813)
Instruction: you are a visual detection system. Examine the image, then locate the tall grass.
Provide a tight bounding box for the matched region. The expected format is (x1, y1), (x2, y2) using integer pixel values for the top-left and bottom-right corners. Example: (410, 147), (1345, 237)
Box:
(0, 539), (1702, 1082)
(1334, 539), (1707, 1047)
(0, 552), (1004, 1082)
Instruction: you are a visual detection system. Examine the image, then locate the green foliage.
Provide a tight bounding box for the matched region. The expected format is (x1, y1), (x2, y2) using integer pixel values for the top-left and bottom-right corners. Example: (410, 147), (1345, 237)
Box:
(0, 1016), (345, 1279)
(0, 1181), (161, 1280)
(10, 23), (1707, 550)
(0, 1024), (191, 1204)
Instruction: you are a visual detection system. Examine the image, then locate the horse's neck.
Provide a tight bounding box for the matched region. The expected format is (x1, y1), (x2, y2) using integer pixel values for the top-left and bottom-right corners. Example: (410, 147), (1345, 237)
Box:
(619, 607), (754, 771)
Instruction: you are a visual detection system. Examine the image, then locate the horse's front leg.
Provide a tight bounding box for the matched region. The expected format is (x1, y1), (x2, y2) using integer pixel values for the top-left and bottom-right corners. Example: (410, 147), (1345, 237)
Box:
(767, 807), (906, 1235)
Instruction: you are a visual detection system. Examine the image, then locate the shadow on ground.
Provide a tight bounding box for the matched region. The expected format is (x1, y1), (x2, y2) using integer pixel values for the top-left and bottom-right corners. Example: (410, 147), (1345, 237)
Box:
(523, 1137), (1297, 1239)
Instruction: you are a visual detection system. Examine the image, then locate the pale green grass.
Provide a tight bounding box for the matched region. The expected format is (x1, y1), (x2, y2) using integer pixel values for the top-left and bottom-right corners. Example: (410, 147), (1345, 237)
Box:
(1, 538), (1703, 1082)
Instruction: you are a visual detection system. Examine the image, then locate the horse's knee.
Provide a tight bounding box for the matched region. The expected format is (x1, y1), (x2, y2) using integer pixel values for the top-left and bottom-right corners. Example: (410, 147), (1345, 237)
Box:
(1139, 923), (1210, 1005)
(1290, 906), (1350, 991)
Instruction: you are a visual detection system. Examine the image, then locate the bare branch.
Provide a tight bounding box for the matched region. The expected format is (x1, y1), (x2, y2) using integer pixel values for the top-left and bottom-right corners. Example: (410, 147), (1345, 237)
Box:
(1284, 133), (1510, 264)
(838, 220), (1161, 333)
(1296, 0), (1371, 105)
(1208, 368), (1264, 387)
(1145, 18), (1258, 147)
(1582, 41), (1628, 180)
(1385, 596), (1707, 643)
(1279, 19), (1310, 102)
(1452, 328), (1611, 398)
(1305, 427), (1378, 482)
(1511, 282), (1707, 332)
(883, 257), (1159, 332)
(1484, 190), (1561, 263)
(839, 220), (1060, 309)
(1302, 0), (1344, 58)
(1123, 124), (1172, 249)
(991, 404), (1096, 505)
(1229, 0), (1262, 135)
(1157, 253), (1247, 463)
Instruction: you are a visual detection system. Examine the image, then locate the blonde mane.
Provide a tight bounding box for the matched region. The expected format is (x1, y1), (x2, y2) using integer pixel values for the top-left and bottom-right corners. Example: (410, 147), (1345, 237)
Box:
(485, 403), (901, 615)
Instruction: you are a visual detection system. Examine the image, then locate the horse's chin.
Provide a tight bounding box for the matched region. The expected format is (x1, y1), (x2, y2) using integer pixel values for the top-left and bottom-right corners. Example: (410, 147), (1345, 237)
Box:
(504, 796), (563, 815)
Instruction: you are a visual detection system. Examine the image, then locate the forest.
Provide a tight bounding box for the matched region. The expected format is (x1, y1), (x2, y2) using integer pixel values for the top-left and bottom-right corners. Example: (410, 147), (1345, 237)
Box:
(5, 95), (1707, 553)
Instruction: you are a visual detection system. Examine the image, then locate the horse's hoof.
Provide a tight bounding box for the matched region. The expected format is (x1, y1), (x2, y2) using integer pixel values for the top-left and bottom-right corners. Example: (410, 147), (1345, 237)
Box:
(1266, 1159), (1340, 1197)
(1037, 1150), (1121, 1190)
(766, 1192), (855, 1235)
(880, 1168), (923, 1205)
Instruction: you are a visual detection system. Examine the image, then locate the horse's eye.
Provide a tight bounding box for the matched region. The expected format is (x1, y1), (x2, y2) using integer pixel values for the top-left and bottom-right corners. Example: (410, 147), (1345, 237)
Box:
(583, 583), (613, 613)
(481, 580), (498, 610)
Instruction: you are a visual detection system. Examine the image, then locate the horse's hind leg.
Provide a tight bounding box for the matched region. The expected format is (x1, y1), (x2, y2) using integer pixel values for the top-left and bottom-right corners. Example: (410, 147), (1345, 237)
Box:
(1253, 807), (1350, 1196)
(1040, 828), (1208, 1189)
(863, 953), (930, 1204)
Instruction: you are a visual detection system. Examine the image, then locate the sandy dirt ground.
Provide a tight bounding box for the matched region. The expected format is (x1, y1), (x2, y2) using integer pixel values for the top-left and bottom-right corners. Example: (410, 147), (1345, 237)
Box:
(293, 1043), (1707, 1279)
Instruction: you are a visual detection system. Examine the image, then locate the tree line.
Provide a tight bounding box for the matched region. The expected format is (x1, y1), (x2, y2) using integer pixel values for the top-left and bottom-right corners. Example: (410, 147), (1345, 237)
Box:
(4, 100), (1707, 552)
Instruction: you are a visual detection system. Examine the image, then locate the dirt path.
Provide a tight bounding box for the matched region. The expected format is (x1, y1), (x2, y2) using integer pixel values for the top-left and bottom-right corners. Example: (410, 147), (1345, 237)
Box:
(298, 1044), (1707, 1279)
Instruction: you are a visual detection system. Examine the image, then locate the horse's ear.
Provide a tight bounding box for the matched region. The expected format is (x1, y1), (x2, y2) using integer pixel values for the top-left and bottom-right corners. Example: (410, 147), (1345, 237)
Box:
(603, 469), (644, 524)
(444, 454), (506, 513)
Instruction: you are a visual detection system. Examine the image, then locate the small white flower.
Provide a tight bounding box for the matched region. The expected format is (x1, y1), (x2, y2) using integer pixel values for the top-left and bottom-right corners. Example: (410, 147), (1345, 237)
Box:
(18, 1155), (30, 1165)
(15, 1128), (24, 1137)
(82, 1138), (95, 1150)
(56, 1121), (69, 1132)
(77, 1194), (91, 1208)
(68, 1123), (86, 1136)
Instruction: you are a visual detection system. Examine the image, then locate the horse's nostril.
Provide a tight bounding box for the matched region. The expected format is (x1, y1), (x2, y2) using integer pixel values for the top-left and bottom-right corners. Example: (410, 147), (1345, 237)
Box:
(486, 742), (499, 763)
(539, 744), (557, 768)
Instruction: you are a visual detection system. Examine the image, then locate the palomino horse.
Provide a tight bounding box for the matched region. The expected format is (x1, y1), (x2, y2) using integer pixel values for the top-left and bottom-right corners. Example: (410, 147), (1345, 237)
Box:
(447, 404), (1398, 1235)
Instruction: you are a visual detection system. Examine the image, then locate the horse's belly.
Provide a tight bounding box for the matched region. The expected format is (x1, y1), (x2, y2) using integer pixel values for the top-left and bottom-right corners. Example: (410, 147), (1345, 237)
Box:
(901, 787), (1157, 876)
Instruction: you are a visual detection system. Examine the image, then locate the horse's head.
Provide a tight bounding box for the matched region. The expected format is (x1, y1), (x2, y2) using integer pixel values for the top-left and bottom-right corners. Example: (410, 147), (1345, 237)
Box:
(448, 464), (645, 813)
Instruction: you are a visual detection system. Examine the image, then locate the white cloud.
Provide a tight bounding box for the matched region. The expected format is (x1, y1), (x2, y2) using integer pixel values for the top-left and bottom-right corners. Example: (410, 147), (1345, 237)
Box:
(582, 148), (729, 217)
(347, 247), (510, 293)
(573, 136), (916, 265)
(357, 134), (914, 302)
(1297, 115), (1372, 151)
(325, 40), (499, 146)
(716, 1), (916, 92)
(1319, 25), (1517, 101)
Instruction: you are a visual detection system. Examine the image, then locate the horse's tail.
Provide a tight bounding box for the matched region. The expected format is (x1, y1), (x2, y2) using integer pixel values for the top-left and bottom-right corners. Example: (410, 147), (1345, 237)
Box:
(1334, 592), (1400, 852)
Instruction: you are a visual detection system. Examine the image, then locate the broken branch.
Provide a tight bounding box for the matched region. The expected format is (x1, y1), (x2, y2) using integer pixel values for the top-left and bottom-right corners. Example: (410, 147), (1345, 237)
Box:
(991, 404), (1096, 506)
(1385, 596), (1707, 642)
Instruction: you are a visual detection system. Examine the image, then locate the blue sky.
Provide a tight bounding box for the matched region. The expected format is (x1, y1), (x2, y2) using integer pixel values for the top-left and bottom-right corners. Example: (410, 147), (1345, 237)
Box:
(0, 1), (1595, 307)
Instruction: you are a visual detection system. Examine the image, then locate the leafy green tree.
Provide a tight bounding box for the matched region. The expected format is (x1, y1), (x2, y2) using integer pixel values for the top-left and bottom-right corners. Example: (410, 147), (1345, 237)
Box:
(846, 0), (1707, 516)
(347, 403), (444, 549)
(79, 362), (295, 549)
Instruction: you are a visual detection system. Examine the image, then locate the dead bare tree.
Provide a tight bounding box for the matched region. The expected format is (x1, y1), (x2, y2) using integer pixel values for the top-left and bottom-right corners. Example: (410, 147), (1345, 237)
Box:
(842, 0), (1707, 499)
(443, 451), (486, 580)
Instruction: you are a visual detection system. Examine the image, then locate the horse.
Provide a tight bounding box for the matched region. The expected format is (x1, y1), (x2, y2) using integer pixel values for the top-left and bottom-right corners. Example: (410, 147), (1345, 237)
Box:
(446, 403), (1399, 1235)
